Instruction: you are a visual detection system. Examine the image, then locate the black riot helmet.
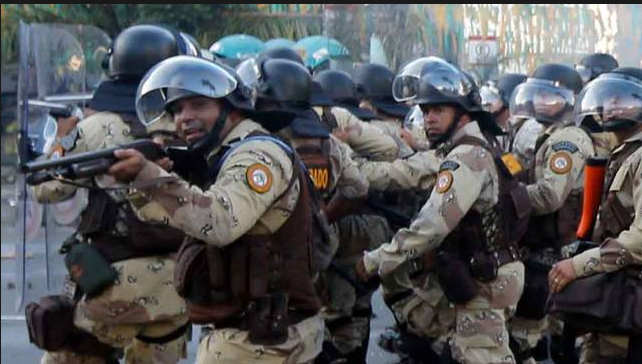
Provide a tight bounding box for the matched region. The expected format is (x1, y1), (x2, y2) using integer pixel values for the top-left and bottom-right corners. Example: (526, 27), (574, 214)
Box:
(510, 63), (582, 125)
(415, 61), (501, 144)
(313, 70), (375, 120)
(480, 73), (527, 115)
(353, 63), (410, 118)
(576, 53), (619, 85)
(532, 63), (583, 94)
(136, 56), (256, 156)
(415, 61), (481, 112)
(107, 24), (187, 81)
(253, 58), (329, 137)
(236, 57), (310, 132)
(575, 67), (642, 132)
(257, 47), (304, 66)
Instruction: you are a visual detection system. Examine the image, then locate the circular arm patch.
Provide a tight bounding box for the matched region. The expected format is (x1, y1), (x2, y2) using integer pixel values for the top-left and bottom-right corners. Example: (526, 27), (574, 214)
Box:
(246, 163), (273, 193)
(549, 152), (572, 174)
(435, 170), (454, 193)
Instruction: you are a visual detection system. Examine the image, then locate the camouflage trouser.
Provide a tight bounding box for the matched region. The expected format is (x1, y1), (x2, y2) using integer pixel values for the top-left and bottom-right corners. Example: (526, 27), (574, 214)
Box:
(41, 256), (189, 364)
(509, 316), (548, 364)
(194, 314), (325, 364)
(579, 333), (629, 364)
(451, 261), (525, 364)
(322, 214), (393, 355)
(392, 273), (456, 355)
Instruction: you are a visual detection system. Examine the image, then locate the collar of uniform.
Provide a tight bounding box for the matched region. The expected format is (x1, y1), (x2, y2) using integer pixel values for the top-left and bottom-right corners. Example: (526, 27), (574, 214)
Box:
(624, 129), (642, 143)
(438, 121), (485, 156)
(451, 120), (484, 143)
(206, 119), (267, 160)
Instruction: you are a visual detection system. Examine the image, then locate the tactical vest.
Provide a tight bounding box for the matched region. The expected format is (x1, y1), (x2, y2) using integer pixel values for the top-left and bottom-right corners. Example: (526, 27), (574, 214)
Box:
(521, 128), (590, 249)
(432, 134), (530, 304)
(597, 140), (642, 240)
(293, 137), (333, 198)
(174, 135), (321, 327)
(75, 188), (186, 262)
(441, 135), (531, 259)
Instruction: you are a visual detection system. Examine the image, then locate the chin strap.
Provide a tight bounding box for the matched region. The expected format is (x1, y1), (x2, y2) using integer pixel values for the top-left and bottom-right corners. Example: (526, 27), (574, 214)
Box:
(429, 108), (465, 146)
(188, 103), (230, 157)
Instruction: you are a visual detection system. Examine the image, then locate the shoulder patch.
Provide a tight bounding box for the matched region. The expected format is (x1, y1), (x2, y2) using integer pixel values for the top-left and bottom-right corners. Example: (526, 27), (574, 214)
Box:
(439, 160), (460, 172)
(435, 170), (454, 193)
(551, 141), (579, 154)
(246, 163), (273, 193)
(549, 152), (573, 174)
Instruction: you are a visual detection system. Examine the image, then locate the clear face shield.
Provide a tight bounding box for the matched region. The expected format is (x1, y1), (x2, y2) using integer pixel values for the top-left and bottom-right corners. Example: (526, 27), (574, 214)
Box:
(135, 55), (238, 126)
(509, 78), (575, 125)
(392, 56), (451, 102)
(480, 81), (504, 114)
(575, 73), (642, 132)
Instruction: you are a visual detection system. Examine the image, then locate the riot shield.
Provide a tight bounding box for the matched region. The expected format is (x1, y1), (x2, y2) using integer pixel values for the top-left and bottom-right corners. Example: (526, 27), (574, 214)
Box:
(5, 22), (108, 315)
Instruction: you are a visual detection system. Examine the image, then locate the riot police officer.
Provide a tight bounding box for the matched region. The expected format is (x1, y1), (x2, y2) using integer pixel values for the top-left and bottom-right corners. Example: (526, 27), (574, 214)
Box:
(575, 53), (619, 85)
(357, 60), (528, 364)
(110, 55), (326, 364)
(30, 24), (191, 364)
(550, 66), (642, 364)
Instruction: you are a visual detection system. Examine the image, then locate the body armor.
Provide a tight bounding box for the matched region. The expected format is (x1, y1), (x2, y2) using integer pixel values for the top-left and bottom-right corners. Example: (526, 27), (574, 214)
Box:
(174, 136), (321, 340)
(597, 140), (641, 240)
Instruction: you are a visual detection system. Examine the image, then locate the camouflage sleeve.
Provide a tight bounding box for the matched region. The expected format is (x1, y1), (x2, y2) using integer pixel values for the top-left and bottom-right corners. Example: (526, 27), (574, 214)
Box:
(363, 145), (494, 276)
(370, 120), (415, 158)
(329, 135), (369, 199)
(31, 128), (88, 203)
(526, 127), (594, 215)
(334, 107), (400, 161)
(33, 112), (134, 203)
(129, 140), (295, 246)
(511, 118), (542, 168)
(572, 149), (642, 277)
(359, 149), (441, 192)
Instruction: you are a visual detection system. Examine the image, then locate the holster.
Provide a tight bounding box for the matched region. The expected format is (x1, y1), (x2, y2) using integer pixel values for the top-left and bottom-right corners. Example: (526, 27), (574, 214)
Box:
(546, 267), (642, 335)
(64, 243), (117, 298)
(435, 250), (479, 304)
(247, 292), (289, 346)
(26, 295), (116, 357)
(26, 295), (76, 351)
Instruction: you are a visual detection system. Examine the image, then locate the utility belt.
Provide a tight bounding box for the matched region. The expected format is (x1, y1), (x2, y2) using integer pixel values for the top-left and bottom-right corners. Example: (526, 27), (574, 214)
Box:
(26, 294), (189, 355)
(188, 294), (316, 346)
(435, 244), (521, 305)
(60, 229), (183, 299)
(25, 295), (115, 356)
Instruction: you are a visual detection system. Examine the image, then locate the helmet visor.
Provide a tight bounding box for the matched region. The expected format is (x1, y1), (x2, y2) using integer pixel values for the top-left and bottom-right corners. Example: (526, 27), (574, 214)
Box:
(136, 55), (237, 126)
(480, 82), (504, 113)
(509, 78), (575, 124)
(575, 73), (642, 130)
(392, 56), (451, 102)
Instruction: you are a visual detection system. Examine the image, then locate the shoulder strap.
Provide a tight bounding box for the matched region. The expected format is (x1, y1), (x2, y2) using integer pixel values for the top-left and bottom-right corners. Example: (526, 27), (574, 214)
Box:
(211, 134), (302, 203)
(321, 107), (338, 130)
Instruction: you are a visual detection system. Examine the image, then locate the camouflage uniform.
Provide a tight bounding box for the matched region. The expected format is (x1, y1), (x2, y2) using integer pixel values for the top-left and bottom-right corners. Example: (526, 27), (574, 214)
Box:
(511, 122), (606, 361)
(314, 106), (400, 162)
(509, 117), (544, 169)
(34, 111), (188, 364)
(310, 106), (399, 358)
(370, 117), (416, 158)
(127, 119), (325, 364)
(573, 134), (642, 364)
(363, 121), (525, 364)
